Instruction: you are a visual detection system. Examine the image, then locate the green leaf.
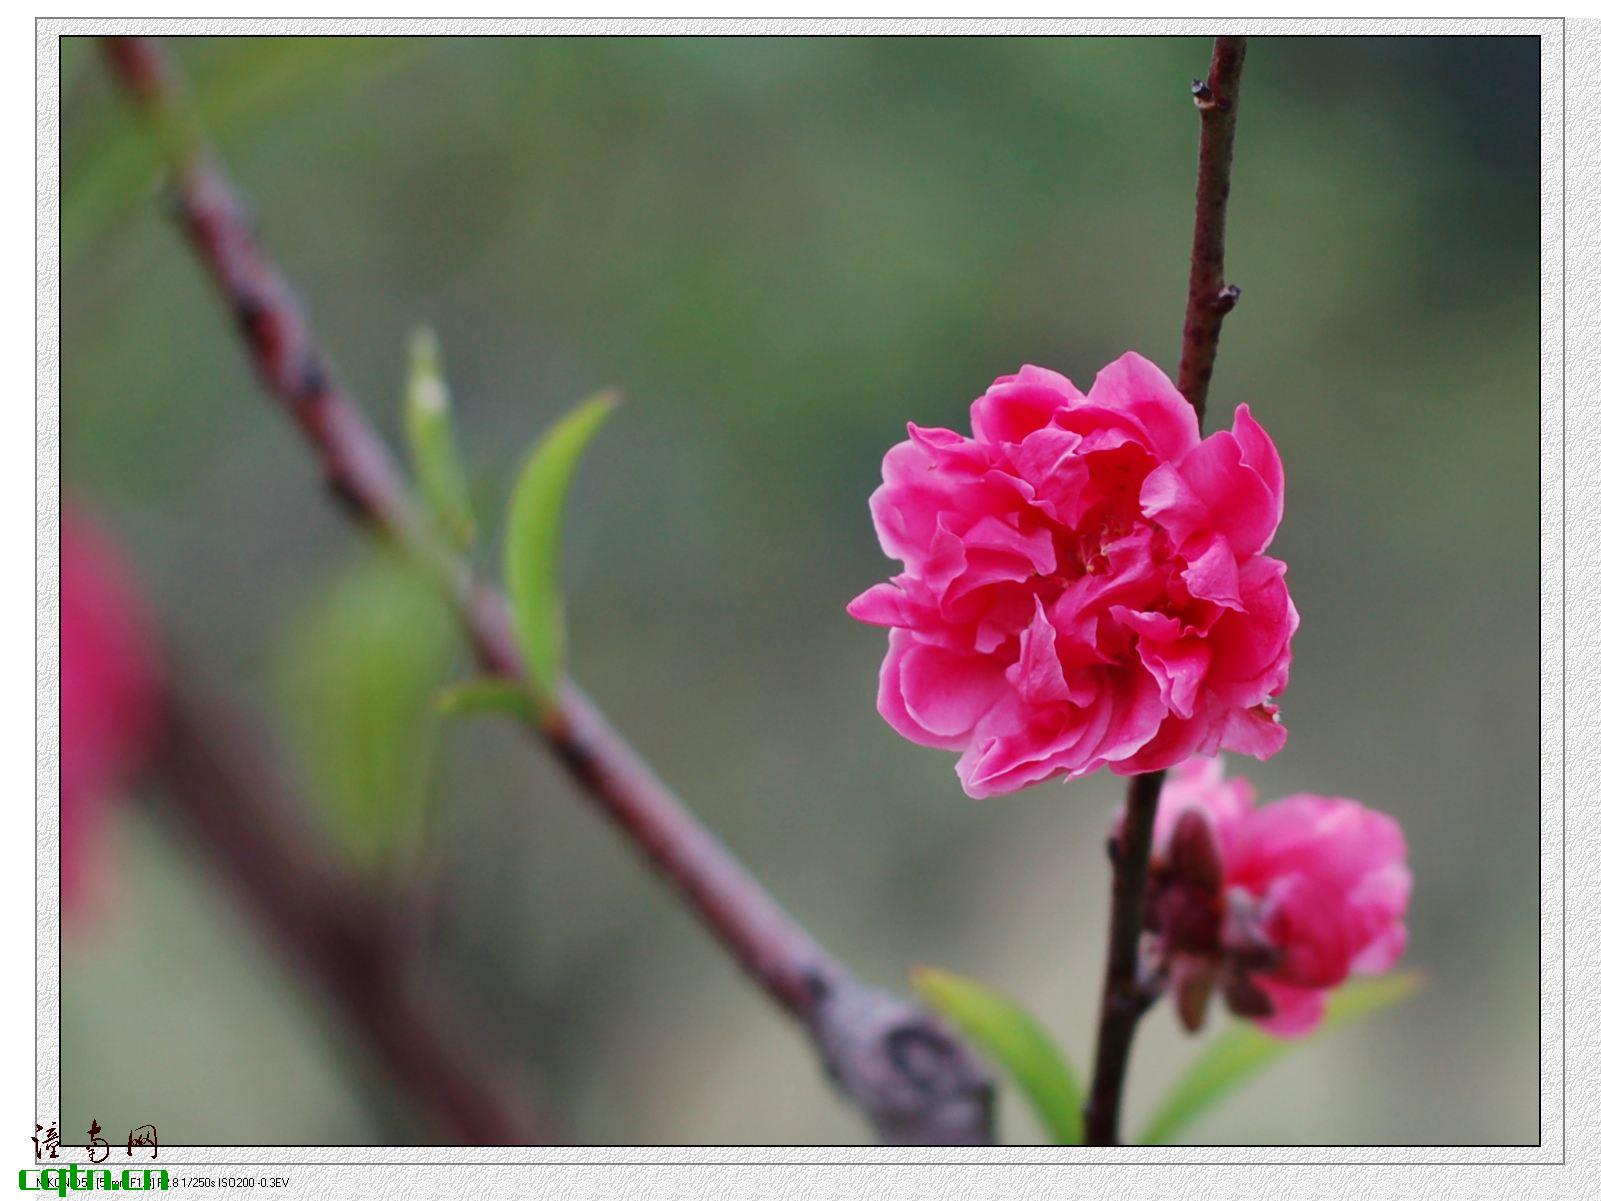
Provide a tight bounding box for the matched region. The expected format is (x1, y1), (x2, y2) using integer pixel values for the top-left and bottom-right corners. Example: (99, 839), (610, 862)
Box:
(1138, 971), (1427, 1146)
(434, 678), (537, 723)
(403, 327), (476, 549)
(277, 548), (455, 869)
(912, 966), (1083, 1144)
(502, 390), (619, 701)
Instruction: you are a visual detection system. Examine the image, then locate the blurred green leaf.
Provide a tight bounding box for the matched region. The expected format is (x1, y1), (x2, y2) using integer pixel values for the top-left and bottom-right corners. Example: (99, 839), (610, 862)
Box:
(278, 548), (455, 869)
(434, 678), (536, 722)
(403, 327), (476, 550)
(1138, 971), (1427, 1146)
(502, 390), (619, 701)
(912, 966), (1083, 1145)
(64, 36), (410, 268)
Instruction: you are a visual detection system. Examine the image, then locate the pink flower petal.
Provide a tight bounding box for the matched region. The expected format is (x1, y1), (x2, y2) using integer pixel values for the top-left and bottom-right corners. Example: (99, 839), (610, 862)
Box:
(846, 581), (913, 628)
(1007, 599), (1076, 704)
(1180, 532), (1245, 612)
(1135, 636), (1212, 720)
(1219, 704), (1288, 760)
(970, 365), (1083, 445)
(1085, 351), (1201, 462)
(877, 632), (966, 751)
(1253, 979), (1328, 1038)
(850, 356), (1295, 796)
(1231, 404), (1284, 528)
(897, 638), (1008, 740)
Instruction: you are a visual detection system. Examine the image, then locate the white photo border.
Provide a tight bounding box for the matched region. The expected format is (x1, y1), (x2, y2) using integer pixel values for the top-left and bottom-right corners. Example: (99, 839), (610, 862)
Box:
(31, 14), (1576, 1195)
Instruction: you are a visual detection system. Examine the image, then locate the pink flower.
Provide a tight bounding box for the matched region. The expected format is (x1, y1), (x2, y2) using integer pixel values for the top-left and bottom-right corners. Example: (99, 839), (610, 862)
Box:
(848, 355), (1296, 797)
(1137, 756), (1411, 1037)
(61, 505), (159, 919)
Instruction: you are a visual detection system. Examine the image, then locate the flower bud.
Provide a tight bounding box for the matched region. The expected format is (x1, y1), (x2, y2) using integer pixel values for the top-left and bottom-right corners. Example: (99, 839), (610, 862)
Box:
(1128, 756), (1411, 1037)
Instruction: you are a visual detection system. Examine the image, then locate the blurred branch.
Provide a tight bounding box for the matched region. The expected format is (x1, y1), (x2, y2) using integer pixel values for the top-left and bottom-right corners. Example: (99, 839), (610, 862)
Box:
(101, 34), (993, 1146)
(1084, 35), (1249, 1148)
(147, 677), (557, 1145)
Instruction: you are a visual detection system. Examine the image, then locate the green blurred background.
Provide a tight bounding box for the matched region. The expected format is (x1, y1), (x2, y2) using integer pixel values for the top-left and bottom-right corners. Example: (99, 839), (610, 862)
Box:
(59, 34), (1538, 1145)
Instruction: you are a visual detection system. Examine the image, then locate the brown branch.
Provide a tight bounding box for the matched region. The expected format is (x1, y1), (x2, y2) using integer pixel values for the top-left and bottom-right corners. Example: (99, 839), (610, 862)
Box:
(1176, 35), (1248, 425)
(147, 678), (558, 1145)
(1083, 36), (1249, 1147)
(101, 35), (993, 1146)
(1082, 769), (1165, 1146)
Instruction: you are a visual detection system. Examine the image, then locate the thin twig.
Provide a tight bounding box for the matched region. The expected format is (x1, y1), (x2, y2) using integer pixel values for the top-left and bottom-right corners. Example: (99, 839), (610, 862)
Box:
(1083, 35), (1249, 1147)
(147, 678), (558, 1145)
(1082, 770), (1165, 1146)
(1176, 35), (1248, 425)
(101, 35), (993, 1146)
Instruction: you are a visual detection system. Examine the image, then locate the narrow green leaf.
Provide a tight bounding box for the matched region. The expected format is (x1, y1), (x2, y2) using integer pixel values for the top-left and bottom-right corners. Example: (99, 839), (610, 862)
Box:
(502, 390), (619, 701)
(1138, 971), (1427, 1146)
(276, 549), (455, 869)
(912, 966), (1084, 1144)
(434, 678), (537, 723)
(403, 326), (476, 549)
